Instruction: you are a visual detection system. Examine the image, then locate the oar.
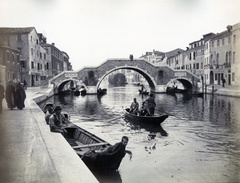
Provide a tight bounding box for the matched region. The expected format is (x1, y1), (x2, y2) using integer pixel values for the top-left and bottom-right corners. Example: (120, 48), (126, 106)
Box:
(106, 115), (124, 122)
(106, 107), (127, 122)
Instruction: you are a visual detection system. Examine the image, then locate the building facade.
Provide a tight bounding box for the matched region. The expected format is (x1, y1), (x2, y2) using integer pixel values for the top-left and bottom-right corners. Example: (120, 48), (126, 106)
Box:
(142, 22), (240, 87)
(0, 45), (20, 88)
(0, 27), (72, 86)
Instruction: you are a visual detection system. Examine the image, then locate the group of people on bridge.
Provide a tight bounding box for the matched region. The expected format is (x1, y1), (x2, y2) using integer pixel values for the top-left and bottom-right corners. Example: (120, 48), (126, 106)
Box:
(129, 93), (156, 116)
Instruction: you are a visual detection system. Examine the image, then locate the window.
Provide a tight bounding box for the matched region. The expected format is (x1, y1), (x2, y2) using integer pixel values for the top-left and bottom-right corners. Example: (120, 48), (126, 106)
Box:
(12, 53), (14, 62)
(233, 35), (236, 43)
(212, 41), (214, 47)
(31, 48), (33, 55)
(40, 53), (42, 59)
(46, 63), (49, 70)
(17, 54), (20, 64)
(215, 73), (217, 80)
(228, 36), (231, 44)
(37, 63), (40, 70)
(44, 53), (46, 60)
(232, 73), (235, 81)
(21, 61), (25, 68)
(229, 51), (231, 64)
(31, 61), (34, 69)
(216, 53), (219, 65)
(36, 39), (39, 45)
(233, 52), (235, 63)
(7, 51), (10, 61)
(226, 52), (229, 64)
(196, 63), (199, 69)
(17, 35), (21, 41)
(222, 38), (225, 45)
(217, 40), (220, 46)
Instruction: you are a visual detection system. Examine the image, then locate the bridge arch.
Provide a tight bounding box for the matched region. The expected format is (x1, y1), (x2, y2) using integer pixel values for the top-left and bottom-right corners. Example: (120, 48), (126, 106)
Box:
(96, 66), (157, 91)
(57, 78), (87, 93)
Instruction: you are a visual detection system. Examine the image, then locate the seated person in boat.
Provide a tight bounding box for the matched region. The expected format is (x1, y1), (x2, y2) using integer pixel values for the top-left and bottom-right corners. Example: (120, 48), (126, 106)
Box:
(138, 100), (149, 116)
(143, 93), (156, 116)
(83, 136), (132, 171)
(102, 136), (132, 159)
(129, 98), (139, 115)
(49, 105), (71, 136)
(45, 106), (54, 125)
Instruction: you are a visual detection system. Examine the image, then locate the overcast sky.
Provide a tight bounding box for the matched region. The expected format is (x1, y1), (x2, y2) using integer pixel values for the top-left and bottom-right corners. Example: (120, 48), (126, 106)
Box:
(0, 0), (240, 71)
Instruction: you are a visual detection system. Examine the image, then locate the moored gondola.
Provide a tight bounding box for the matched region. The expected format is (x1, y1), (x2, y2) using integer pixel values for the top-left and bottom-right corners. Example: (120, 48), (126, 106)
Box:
(63, 124), (126, 172)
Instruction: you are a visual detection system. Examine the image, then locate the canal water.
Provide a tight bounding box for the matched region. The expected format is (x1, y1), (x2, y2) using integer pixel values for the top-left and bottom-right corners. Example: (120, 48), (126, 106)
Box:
(39, 84), (240, 183)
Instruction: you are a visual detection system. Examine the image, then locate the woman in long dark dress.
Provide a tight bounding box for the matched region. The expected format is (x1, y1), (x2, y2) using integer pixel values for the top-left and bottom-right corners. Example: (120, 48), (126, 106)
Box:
(15, 82), (26, 110)
(5, 81), (16, 110)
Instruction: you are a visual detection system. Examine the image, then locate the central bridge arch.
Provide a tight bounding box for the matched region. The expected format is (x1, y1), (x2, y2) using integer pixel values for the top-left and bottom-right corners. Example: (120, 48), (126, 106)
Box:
(49, 59), (201, 94)
(96, 65), (157, 91)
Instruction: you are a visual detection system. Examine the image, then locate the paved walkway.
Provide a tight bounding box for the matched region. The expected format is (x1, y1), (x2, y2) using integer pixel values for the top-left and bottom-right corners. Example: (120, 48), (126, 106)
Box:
(206, 84), (240, 97)
(0, 87), (98, 183)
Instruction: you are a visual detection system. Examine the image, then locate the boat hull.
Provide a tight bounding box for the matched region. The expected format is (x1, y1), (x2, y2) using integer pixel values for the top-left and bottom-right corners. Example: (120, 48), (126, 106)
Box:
(64, 124), (124, 171)
(124, 108), (168, 125)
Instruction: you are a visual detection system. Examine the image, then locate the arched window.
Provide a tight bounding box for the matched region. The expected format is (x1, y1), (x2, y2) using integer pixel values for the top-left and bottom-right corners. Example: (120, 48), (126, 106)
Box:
(210, 54), (213, 65)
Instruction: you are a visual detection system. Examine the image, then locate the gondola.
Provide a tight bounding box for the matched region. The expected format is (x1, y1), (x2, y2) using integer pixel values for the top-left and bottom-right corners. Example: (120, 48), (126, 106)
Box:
(63, 124), (125, 172)
(191, 91), (204, 97)
(42, 101), (55, 113)
(124, 108), (168, 125)
(138, 89), (149, 95)
(166, 87), (187, 94)
(97, 88), (107, 95)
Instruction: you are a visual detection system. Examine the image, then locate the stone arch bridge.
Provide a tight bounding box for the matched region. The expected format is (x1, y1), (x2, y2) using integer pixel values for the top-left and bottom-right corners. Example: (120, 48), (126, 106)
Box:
(49, 59), (201, 94)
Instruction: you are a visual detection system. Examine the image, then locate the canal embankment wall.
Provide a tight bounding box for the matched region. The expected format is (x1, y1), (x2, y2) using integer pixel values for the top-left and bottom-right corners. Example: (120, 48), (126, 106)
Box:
(27, 87), (99, 183)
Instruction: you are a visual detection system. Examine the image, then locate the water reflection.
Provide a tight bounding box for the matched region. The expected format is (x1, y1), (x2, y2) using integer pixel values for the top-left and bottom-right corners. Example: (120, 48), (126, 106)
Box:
(38, 84), (240, 183)
(92, 170), (122, 183)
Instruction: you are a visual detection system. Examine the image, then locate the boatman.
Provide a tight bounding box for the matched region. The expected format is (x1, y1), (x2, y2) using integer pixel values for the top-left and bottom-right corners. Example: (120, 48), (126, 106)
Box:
(129, 98), (139, 115)
(143, 93), (156, 116)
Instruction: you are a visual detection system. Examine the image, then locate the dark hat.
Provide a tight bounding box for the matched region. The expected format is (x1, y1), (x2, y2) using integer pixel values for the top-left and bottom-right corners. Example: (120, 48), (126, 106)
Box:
(54, 105), (62, 111)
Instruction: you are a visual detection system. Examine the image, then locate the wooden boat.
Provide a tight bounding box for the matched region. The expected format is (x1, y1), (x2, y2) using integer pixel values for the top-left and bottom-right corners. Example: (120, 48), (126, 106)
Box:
(138, 89), (149, 95)
(97, 88), (107, 95)
(73, 89), (80, 96)
(63, 124), (126, 172)
(124, 108), (168, 125)
(166, 87), (187, 94)
(80, 88), (87, 95)
(191, 91), (204, 97)
(42, 101), (55, 113)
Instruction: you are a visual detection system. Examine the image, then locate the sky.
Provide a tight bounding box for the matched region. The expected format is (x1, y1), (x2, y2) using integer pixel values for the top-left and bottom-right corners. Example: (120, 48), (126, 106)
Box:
(0, 0), (240, 71)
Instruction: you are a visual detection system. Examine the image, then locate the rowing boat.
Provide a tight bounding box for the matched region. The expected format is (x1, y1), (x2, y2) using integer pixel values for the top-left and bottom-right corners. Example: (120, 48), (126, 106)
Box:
(64, 124), (126, 171)
(124, 108), (168, 125)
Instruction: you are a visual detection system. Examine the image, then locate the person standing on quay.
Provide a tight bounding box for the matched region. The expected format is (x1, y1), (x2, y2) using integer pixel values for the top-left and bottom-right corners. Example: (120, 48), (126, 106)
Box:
(5, 81), (16, 110)
(15, 82), (26, 110)
(0, 80), (4, 114)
